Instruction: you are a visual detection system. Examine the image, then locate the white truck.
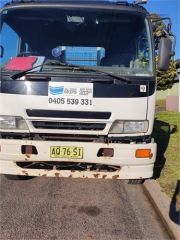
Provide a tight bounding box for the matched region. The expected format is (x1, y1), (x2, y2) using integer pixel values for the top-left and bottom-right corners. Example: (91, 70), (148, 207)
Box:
(0, 0), (174, 182)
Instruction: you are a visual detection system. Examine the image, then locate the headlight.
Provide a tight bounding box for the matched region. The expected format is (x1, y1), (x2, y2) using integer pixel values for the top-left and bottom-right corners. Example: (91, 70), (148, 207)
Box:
(109, 120), (148, 134)
(0, 116), (29, 130)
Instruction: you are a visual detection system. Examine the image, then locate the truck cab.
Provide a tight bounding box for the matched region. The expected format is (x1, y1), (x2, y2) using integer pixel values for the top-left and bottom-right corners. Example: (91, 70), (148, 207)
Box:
(0, 0), (172, 181)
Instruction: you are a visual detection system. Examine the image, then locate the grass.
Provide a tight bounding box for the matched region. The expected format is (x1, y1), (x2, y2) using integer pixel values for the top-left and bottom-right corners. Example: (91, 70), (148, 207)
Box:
(153, 111), (180, 207)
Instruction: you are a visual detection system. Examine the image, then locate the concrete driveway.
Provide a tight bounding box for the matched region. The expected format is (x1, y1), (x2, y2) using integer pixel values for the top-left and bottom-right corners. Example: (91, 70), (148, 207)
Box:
(0, 175), (170, 240)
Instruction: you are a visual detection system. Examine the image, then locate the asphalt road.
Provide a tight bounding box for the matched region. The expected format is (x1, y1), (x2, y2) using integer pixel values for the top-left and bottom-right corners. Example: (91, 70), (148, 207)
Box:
(0, 175), (170, 240)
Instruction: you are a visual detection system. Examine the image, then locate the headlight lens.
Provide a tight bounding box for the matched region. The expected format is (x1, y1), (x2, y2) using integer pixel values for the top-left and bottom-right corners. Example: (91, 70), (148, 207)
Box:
(123, 121), (148, 133)
(109, 120), (148, 134)
(0, 116), (28, 130)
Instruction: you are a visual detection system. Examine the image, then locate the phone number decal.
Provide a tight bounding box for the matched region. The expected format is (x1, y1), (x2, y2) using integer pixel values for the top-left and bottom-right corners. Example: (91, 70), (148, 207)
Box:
(48, 97), (92, 106)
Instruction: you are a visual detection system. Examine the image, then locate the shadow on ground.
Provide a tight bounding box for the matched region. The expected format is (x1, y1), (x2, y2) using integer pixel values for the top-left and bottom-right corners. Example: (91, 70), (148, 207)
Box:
(152, 119), (171, 179)
(169, 180), (180, 225)
(152, 119), (178, 179)
(153, 119), (180, 224)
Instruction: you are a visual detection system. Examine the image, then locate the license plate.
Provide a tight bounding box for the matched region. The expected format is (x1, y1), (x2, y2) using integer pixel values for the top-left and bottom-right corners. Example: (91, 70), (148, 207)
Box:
(50, 146), (83, 159)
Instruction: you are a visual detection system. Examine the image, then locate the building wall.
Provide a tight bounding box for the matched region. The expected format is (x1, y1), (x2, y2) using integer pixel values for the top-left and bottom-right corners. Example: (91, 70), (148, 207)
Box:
(156, 82), (179, 100)
(156, 81), (180, 112)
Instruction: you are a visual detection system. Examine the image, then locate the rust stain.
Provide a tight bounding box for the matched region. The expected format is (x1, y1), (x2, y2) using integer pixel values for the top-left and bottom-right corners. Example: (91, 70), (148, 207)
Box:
(94, 174), (99, 178)
(68, 175), (73, 178)
(102, 175), (107, 179)
(85, 235), (94, 240)
(42, 174), (47, 177)
(55, 173), (60, 177)
(112, 175), (119, 180)
(22, 170), (28, 176)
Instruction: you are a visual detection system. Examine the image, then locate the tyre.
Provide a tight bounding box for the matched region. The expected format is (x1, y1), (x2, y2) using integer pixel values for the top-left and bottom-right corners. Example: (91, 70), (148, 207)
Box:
(127, 179), (145, 184)
(5, 174), (34, 180)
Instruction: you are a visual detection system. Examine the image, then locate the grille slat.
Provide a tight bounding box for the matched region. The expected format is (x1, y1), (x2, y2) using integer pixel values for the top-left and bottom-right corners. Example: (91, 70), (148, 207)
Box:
(26, 109), (111, 119)
(32, 121), (106, 131)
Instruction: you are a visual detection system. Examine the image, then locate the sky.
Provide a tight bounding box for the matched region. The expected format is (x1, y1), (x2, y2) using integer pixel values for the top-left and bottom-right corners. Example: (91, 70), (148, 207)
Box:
(0, 0), (180, 59)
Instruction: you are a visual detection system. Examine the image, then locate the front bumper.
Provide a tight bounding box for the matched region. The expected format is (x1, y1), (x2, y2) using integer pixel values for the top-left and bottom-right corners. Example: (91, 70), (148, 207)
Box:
(0, 139), (156, 179)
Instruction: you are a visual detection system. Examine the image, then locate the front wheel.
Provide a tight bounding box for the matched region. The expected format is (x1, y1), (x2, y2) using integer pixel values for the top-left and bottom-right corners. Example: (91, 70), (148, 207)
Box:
(127, 179), (145, 184)
(5, 174), (34, 180)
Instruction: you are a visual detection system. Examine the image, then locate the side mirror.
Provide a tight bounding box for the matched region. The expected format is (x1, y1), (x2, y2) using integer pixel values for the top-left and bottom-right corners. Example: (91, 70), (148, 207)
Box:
(0, 46), (4, 58)
(157, 37), (174, 71)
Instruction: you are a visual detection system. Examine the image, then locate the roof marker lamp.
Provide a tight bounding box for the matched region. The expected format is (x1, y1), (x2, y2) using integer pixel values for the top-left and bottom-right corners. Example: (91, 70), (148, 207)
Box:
(134, 0), (147, 4)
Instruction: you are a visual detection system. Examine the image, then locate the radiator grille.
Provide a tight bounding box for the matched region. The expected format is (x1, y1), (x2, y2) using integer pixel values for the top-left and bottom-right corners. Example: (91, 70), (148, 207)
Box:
(32, 121), (106, 131)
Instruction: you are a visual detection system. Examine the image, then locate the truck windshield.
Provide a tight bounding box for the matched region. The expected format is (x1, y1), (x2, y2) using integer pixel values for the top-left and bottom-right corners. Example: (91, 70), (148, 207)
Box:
(0, 7), (153, 77)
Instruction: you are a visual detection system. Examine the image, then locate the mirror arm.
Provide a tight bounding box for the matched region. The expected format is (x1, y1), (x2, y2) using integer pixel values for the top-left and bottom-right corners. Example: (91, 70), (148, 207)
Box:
(0, 46), (4, 58)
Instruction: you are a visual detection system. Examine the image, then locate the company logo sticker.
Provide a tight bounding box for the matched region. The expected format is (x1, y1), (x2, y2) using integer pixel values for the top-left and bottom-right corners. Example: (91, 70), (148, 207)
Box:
(49, 86), (64, 95)
(48, 82), (93, 110)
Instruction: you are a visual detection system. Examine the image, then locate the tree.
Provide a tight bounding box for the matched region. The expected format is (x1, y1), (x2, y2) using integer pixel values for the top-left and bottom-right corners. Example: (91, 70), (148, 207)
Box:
(150, 13), (166, 37)
(156, 60), (176, 90)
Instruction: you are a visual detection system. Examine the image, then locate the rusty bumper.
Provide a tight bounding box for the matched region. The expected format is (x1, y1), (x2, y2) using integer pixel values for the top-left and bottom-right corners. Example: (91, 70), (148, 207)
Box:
(0, 139), (156, 179)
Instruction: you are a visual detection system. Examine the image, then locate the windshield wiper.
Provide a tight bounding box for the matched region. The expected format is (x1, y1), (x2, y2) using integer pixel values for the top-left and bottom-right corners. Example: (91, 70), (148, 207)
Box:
(47, 61), (131, 84)
(10, 60), (78, 80)
(10, 60), (131, 84)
